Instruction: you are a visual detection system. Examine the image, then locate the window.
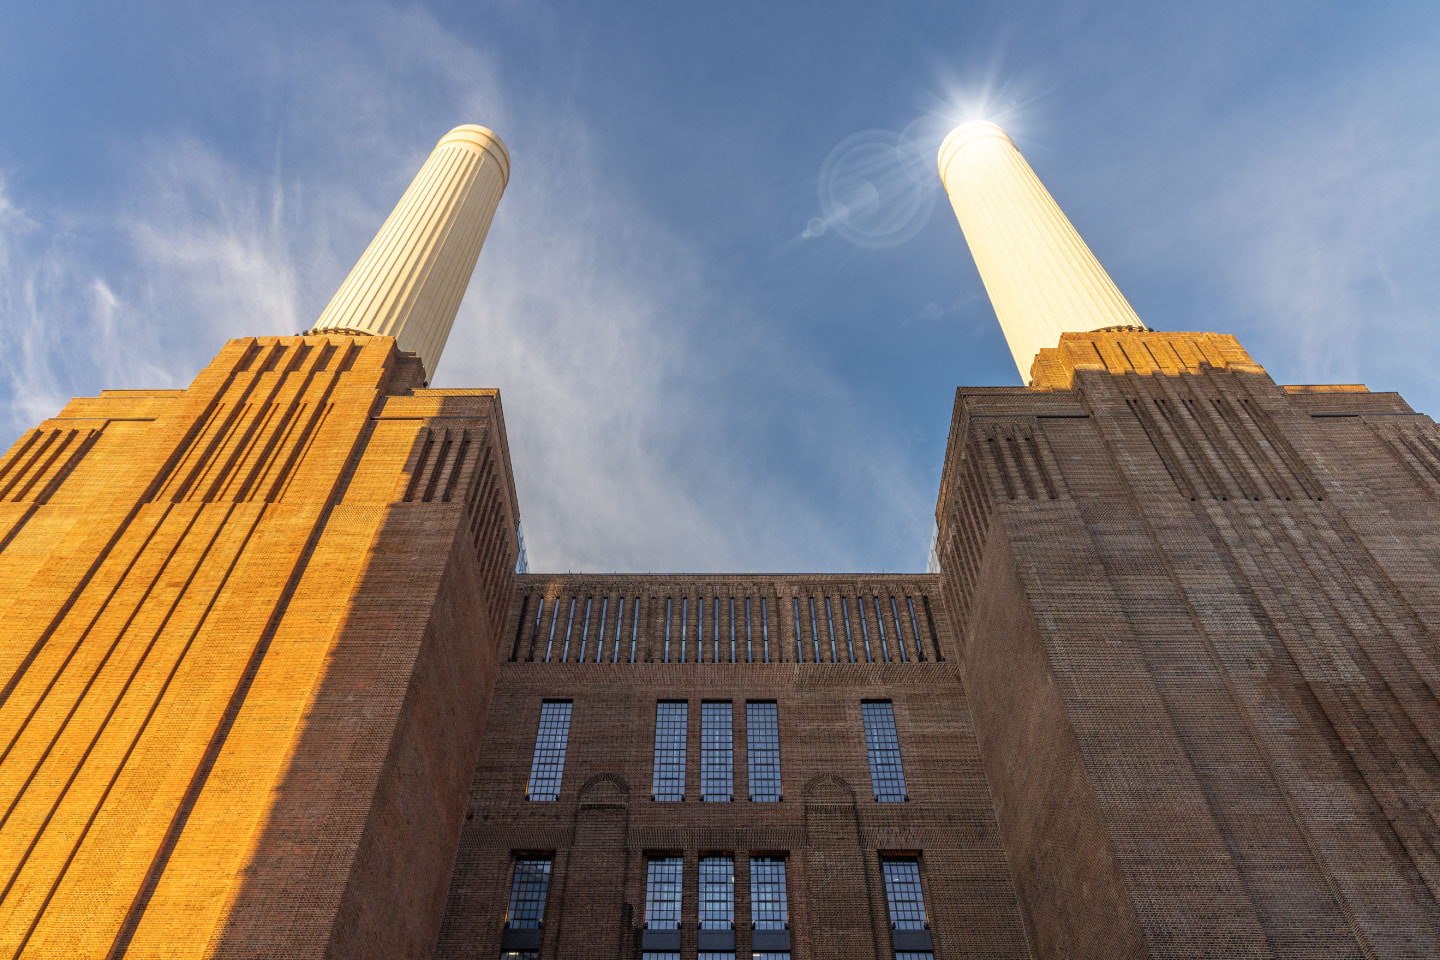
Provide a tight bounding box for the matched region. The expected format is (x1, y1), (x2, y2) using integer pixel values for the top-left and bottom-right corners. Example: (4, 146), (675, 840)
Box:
(792, 597), (805, 662)
(699, 855), (735, 929)
(862, 701), (908, 801)
(652, 702), (687, 801)
(525, 701), (572, 801)
(499, 953), (537, 960)
(906, 596), (925, 662)
(882, 857), (930, 931)
(749, 856), (789, 929)
(761, 597), (771, 662)
(504, 856), (552, 929)
(873, 597), (891, 661)
(701, 701), (733, 801)
(645, 855), (684, 929)
(746, 701), (781, 801)
(824, 597), (839, 662)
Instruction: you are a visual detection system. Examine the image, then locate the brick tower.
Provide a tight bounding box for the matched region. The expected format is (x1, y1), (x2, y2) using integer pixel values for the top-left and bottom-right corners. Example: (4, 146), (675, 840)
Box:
(0, 125), (519, 957)
(934, 120), (1440, 957)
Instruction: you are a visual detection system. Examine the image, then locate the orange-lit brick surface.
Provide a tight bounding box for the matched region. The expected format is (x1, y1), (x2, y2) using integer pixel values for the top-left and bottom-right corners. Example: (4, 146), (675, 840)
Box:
(0, 335), (518, 958)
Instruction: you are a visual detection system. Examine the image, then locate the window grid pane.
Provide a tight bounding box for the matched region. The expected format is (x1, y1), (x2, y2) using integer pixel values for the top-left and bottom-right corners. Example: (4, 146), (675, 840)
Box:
(701, 701), (734, 801)
(749, 856), (789, 930)
(652, 702), (688, 801)
(746, 701), (781, 801)
(895, 954), (935, 960)
(699, 856), (735, 929)
(642, 954), (681, 960)
(752, 954), (792, 960)
(504, 857), (551, 929)
(862, 701), (908, 801)
(498, 952), (538, 960)
(525, 701), (572, 801)
(882, 858), (929, 930)
(645, 856), (684, 929)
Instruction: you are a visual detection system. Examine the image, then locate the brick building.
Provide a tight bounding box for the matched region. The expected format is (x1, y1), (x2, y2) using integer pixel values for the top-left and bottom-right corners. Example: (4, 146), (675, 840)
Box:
(1, 119), (1439, 959)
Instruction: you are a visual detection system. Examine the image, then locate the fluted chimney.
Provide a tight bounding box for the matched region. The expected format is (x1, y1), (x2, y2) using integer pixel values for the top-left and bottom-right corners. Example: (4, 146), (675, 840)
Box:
(937, 121), (1145, 381)
(311, 124), (510, 381)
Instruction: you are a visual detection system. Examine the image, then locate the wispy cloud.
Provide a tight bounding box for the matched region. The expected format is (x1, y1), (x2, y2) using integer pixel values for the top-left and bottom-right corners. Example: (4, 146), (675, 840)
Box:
(0, 2), (934, 573)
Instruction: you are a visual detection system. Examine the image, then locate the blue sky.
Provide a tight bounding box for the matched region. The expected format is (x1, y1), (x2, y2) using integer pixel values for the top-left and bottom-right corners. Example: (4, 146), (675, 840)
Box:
(3, 1), (1440, 572)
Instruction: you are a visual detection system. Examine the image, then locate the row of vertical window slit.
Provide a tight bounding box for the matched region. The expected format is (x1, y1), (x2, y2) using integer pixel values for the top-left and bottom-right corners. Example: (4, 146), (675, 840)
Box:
(511, 593), (943, 663)
(525, 699), (904, 804)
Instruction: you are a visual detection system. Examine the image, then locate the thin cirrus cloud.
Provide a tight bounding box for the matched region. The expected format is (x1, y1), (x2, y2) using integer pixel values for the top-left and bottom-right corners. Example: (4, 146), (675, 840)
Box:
(0, 4), (934, 574)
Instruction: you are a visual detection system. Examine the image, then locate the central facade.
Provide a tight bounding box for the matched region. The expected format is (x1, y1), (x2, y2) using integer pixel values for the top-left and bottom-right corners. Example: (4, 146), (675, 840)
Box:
(1, 118), (1438, 959)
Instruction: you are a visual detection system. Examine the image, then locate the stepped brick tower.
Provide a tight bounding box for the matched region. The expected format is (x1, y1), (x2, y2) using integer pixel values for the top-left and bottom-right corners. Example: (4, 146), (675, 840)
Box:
(2, 113), (1439, 960)
(0, 125), (519, 958)
(933, 120), (1440, 958)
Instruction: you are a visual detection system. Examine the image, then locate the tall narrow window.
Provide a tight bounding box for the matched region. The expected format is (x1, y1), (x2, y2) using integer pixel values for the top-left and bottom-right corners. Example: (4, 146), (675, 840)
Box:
(610, 597), (622, 662)
(824, 597), (839, 662)
(907, 596), (925, 662)
(560, 597), (577, 661)
(862, 700), (908, 801)
(808, 597), (821, 662)
(857, 598), (874, 661)
(681, 597), (689, 663)
(745, 597), (754, 663)
(664, 597), (673, 662)
(712, 596), (721, 662)
(525, 700), (572, 801)
(761, 597), (771, 662)
(593, 597), (607, 662)
(644, 855), (684, 960)
(792, 597), (804, 662)
(889, 596), (909, 663)
(749, 856), (789, 929)
(728, 597), (736, 663)
(841, 596), (857, 662)
(873, 597), (891, 661)
(577, 597), (592, 662)
(699, 855), (735, 929)
(652, 702), (687, 801)
(701, 701), (733, 801)
(696, 596), (704, 662)
(503, 856), (552, 929)
(630, 597), (640, 662)
(543, 600), (560, 662)
(746, 701), (781, 801)
(645, 855), (684, 929)
(882, 857), (931, 939)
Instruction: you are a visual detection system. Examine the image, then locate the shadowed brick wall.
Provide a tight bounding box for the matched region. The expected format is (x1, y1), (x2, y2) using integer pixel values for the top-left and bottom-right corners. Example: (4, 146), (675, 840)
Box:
(436, 574), (1034, 959)
(937, 330), (1440, 959)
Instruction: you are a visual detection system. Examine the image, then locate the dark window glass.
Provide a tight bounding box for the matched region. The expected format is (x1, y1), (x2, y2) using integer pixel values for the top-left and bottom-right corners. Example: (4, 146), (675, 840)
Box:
(644, 856), (684, 929)
(701, 701), (734, 801)
(642, 955), (681, 960)
(792, 597), (804, 662)
(699, 855), (735, 929)
(751, 955), (791, 960)
(882, 857), (929, 930)
(749, 856), (789, 930)
(498, 952), (538, 960)
(525, 701), (572, 801)
(746, 701), (781, 801)
(652, 702), (687, 801)
(504, 857), (551, 929)
(862, 700), (908, 801)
